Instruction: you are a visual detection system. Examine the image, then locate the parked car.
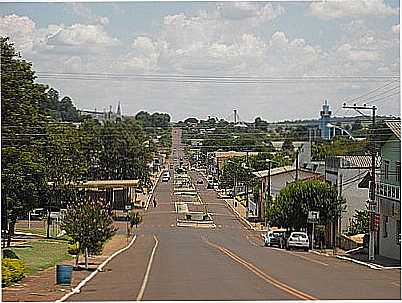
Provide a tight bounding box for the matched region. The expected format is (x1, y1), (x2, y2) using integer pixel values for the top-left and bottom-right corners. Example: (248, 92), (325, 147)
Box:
(269, 231), (286, 248)
(286, 232), (309, 251)
(162, 171), (170, 182)
(197, 179), (203, 184)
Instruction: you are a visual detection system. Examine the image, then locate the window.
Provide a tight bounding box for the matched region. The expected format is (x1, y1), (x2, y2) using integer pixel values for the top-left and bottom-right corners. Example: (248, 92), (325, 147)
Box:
(383, 216), (388, 238)
(396, 162), (401, 183)
(384, 160), (390, 180)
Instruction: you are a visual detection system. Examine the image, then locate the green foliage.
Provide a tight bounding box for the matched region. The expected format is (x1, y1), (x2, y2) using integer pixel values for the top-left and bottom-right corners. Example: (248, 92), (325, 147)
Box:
(2, 249), (19, 259)
(267, 180), (345, 230)
(7, 240), (72, 275)
(135, 111), (171, 128)
(312, 137), (369, 160)
(2, 258), (25, 287)
(345, 209), (368, 236)
(61, 199), (117, 255)
(67, 242), (80, 255)
(129, 211), (142, 228)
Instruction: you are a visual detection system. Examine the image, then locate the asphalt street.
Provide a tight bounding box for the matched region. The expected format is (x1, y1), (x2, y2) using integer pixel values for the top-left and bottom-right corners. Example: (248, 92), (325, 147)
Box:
(68, 128), (401, 301)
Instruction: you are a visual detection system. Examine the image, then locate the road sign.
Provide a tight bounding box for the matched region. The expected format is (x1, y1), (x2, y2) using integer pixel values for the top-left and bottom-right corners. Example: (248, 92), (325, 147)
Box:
(308, 211), (319, 223)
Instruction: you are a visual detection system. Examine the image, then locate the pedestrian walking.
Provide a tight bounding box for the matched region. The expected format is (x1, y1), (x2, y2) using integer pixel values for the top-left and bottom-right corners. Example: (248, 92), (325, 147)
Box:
(153, 197), (157, 207)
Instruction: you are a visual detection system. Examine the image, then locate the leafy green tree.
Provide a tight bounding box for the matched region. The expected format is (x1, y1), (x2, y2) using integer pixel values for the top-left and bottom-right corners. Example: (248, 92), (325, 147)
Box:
(129, 211), (142, 228)
(267, 180), (345, 230)
(1, 37), (49, 245)
(345, 209), (368, 236)
(61, 199), (117, 268)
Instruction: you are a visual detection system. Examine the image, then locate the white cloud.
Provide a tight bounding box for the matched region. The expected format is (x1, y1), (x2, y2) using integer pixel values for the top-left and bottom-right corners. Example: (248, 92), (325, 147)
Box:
(217, 2), (284, 23)
(68, 3), (110, 25)
(47, 24), (118, 48)
(0, 14), (36, 52)
(336, 43), (380, 61)
(310, 0), (398, 20)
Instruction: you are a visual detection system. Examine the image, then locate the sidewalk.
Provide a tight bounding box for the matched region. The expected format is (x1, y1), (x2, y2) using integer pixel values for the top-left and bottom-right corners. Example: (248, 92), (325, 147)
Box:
(223, 198), (266, 231)
(343, 248), (401, 268)
(2, 234), (129, 302)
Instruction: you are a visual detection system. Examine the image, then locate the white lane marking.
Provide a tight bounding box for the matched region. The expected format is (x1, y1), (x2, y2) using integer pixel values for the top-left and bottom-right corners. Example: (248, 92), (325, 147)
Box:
(336, 255), (382, 270)
(56, 235), (137, 302)
(136, 235), (159, 301)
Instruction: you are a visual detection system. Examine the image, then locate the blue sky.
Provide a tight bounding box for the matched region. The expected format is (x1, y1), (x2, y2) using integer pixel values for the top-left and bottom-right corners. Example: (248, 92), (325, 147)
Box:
(0, 1), (400, 121)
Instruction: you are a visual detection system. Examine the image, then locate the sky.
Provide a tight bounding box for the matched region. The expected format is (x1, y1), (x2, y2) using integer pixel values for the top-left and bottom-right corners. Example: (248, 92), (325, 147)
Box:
(0, 0), (400, 122)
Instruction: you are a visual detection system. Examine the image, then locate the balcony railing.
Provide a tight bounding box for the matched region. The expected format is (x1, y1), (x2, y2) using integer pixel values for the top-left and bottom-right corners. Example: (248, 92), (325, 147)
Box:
(375, 182), (401, 201)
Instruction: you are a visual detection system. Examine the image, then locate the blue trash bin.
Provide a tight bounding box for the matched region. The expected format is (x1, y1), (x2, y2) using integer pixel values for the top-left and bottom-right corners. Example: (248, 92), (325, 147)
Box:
(56, 264), (73, 285)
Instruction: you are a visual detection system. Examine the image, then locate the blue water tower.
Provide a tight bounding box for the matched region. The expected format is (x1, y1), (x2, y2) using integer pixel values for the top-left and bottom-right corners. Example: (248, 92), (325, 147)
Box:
(319, 100), (332, 140)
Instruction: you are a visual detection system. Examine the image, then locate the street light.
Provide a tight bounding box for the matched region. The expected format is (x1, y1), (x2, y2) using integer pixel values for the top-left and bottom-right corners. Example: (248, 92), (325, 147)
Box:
(326, 123), (357, 141)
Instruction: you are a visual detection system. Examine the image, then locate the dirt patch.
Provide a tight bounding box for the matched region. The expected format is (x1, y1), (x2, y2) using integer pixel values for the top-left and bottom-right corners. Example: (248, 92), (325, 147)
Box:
(2, 234), (129, 302)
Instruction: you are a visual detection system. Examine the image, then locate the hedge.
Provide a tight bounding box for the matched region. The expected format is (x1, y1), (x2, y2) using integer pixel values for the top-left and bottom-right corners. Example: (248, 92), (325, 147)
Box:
(2, 258), (25, 287)
(2, 249), (19, 259)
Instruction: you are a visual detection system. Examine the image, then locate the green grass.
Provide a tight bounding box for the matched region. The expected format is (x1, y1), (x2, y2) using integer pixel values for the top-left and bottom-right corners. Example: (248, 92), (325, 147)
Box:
(9, 239), (73, 275)
(16, 227), (71, 241)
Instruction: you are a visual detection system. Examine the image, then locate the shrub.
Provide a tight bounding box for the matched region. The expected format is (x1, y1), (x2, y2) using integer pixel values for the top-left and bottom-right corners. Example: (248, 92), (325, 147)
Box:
(2, 259), (25, 287)
(67, 242), (79, 255)
(129, 212), (142, 228)
(2, 249), (19, 259)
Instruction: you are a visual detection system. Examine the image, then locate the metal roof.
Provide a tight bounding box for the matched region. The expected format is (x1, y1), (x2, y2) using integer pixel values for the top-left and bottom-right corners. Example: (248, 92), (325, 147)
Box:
(385, 120), (401, 140)
(253, 166), (296, 178)
(340, 156), (381, 169)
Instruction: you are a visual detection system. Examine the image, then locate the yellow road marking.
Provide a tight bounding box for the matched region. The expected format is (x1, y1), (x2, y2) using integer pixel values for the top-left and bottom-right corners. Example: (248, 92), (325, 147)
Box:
(204, 239), (317, 301)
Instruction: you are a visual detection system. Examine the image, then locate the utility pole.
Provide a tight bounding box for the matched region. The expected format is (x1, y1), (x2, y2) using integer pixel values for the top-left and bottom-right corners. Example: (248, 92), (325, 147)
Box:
(295, 148), (299, 180)
(343, 103), (377, 261)
(234, 109), (237, 124)
(266, 160), (272, 236)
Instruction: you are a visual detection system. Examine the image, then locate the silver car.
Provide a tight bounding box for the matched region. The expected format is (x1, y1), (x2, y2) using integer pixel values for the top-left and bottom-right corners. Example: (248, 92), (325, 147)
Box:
(286, 232), (309, 251)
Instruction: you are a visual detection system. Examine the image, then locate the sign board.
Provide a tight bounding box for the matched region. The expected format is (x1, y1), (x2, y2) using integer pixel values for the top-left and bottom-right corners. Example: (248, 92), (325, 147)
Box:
(308, 211), (319, 223)
(125, 205), (132, 211)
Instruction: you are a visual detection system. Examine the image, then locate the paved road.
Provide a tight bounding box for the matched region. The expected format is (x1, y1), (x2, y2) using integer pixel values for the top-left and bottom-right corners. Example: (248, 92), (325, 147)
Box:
(68, 128), (400, 301)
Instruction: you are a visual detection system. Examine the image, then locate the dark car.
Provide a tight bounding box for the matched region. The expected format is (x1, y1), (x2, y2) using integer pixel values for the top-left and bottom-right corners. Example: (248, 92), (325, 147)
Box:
(269, 231), (286, 248)
(197, 180), (203, 184)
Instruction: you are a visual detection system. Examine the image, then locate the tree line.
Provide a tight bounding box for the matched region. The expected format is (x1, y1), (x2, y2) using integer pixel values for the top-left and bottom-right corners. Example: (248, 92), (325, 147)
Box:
(1, 37), (170, 246)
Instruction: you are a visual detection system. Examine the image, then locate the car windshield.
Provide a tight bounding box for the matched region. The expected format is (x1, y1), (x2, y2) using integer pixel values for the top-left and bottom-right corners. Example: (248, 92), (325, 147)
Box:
(292, 233), (307, 238)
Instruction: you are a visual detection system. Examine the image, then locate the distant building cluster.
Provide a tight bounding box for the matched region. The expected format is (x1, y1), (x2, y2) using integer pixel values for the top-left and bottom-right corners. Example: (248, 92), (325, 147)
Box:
(78, 102), (122, 123)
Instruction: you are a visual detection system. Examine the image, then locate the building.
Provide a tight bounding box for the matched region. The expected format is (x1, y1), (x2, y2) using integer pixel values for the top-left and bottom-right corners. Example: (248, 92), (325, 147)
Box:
(376, 120), (401, 261)
(253, 166), (322, 221)
(212, 151), (259, 172)
(79, 102), (122, 123)
(319, 100), (332, 140)
(325, 156), (377, 233)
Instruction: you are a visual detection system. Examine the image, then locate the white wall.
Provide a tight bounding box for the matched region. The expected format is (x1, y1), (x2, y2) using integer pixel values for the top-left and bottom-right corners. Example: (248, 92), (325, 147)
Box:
(379, 198), (401, 261)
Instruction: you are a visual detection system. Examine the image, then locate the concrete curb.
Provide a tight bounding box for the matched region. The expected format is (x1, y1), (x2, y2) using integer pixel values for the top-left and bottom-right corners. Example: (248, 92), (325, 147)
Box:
(145, 170), (164, 211)
(56, 235), (137, 302)
(336, 255), (382, 270)
(223, 198), (256, 231)
(311, 250), (330, 257)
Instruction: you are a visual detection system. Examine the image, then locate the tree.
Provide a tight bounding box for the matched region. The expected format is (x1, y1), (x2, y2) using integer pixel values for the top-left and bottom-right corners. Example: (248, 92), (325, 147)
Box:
(1, 37), (49, 245)
(129, 212), (142, 228)
(61, 199), (117, 268)
(267, 180), (345, 231)
(345, 209), (368, 236)
(184, 117), (198, 125)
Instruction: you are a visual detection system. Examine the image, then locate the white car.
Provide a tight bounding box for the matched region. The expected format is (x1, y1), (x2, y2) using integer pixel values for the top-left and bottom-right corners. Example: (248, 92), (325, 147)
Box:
(286, 232), (309, 251)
